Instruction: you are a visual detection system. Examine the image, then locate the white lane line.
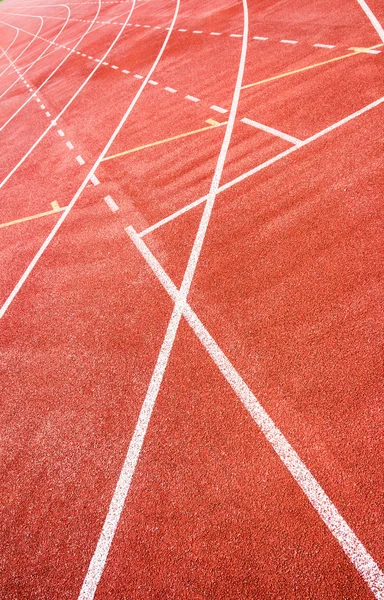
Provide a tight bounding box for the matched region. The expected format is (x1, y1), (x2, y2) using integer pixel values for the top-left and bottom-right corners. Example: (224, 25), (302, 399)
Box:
(122, 68), (130, 73)
(40, 104), (46, 109)
(314, 43), (335, 48)
(104, 194), (119, 212)
(127, 226), (384, 600)
(90, 174), (100, 186)
(36, 98), (41, 103)
(0, 0), (137, 189)
(193, 30), (203, 33)
(210, 104), (228, 113)
(76, 4), (181, 598)
(178, 28), (187, 31)
(139, 95), (384, 237)
(241, 117), (302, 145)
(210, 32), (221, 36)
(148, 79), (158, 85)
(280, 39), (298, 44)
(230, 33), (242, 37)
(45, 111), (51, 117)
(139, 196), (206, 237)
(102, 61), (109, 65)
(58, 129), (65, 137)
(111, 64), (119, 69)
(76, 155), (85, 165)
(66, 141), (74, 150)
(134, 73), (143, 78)
(185, 94), (200, 102)
(355, 0), (384, 42)
(92, 13), (248, 600)
(164, 86), (177, 92)
(253, 35), (268, 40)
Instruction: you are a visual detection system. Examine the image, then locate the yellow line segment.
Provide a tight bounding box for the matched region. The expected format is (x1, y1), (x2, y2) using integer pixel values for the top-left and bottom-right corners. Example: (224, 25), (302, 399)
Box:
(0, 204), (65, 229)
(102, 121), (228, 162)
(241, 43), (383, 90)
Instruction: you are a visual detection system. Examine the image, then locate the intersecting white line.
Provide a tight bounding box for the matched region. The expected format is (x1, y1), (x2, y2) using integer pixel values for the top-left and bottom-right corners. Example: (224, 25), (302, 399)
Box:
(138, 95), (384, 238)
(355, 0), (384, 42)
(126, 225), (384, 600)
(77, 2), (248, 598)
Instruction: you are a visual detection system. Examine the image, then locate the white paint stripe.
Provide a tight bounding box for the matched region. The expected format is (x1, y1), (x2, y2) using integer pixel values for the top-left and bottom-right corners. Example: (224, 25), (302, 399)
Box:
(193, 30), (203, 33)
(58, 129), (65, 137)
(122, 68), (129, 73)
(90, 174), (100, 186)
(253, 35), (268, 40)
(127, 226), (384, 600)
(139, 95), (384, 236)
(148, 79), (158, 85)
(76, 155), (85, 165)
(40, 104), (46, 109)
(178, 28), (187, 31)
(164, 86), (177, 92)
(185, 94), (199, 101)
(210, 104), (227, 113)
(355, 0), (384, 42)
(36, 98), (41, 103)
(230, 33), (242, 37)
(0, 0), (138, 188)
(241, 117), (302, 145)
(280, 39), (298, 44)
(139, 196), (206, 237)
(78, 2), (247, 598)
(210, 32), (221, 35)
(66, 141), (74, 150)
(134, 73), (143, 78)
(314, 43), (335, 48)
(75, 5), (181, 598)
(45, 111), (51, 117)
(111, 64), (118, 69)
(104, 194), (119, 212)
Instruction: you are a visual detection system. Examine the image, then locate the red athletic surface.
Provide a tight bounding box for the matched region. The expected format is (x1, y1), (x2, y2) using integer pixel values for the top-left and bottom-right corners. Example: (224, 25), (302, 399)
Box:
(1, 0), (383, 597)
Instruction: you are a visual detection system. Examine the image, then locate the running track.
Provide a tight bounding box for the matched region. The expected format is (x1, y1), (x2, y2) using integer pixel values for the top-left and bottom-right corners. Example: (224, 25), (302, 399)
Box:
(1, 0), (384, 597)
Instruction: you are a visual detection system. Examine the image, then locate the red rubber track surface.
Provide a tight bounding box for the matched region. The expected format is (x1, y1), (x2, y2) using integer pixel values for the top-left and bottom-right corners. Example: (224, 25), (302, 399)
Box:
(0, 0), (383, 597)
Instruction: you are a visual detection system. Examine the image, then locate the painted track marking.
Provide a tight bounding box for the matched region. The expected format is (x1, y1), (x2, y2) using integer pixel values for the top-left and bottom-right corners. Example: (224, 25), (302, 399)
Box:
(102, 121), (227, 161)
(241, 117), (302, 144)
(127, 226), (384, 600)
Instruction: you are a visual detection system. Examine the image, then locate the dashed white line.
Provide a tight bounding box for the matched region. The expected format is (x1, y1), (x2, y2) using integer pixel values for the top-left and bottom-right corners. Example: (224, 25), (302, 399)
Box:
(90, 174), (100, 186)
(76, 155), (85, 165)
(193, 30), (203, 34)
(230, 33), (242, 37)
(253, 35), (268, 40)
(45, 111), (51, 117)
(210, 105), (228, 113)
(134, 74), (143, 78)
(104, 194), (119, 212)
(280, 39), (298, 44)
(148, 79), (158, 85)
(185, 94), (199, 102)
(164, 86), (177, 92)
(122, 69), (130, 73)
(58, 129), (65, 137)
(313, 43), (335, 48)
(210, 32), (221, 36)
(111, 65), (119, 69)
(66, 141), (74, 150)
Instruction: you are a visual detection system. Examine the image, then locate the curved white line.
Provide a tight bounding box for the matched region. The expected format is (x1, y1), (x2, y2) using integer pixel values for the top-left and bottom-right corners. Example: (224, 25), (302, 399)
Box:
(0, 7), (72, 111)
(0, 1), (100, 132)
(0, 18), (44, 98)
(77, 1), (248, 598)
(0, 26), (20, 76)
(4, 5), (135, 72)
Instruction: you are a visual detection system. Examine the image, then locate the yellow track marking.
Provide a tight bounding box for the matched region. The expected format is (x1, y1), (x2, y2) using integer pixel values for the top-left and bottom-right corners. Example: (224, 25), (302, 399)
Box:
(206, 118), (220, 125)
(102, 121), (228, 162)
(242, 43), (383, 90)
(0, 203), (65, 229)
